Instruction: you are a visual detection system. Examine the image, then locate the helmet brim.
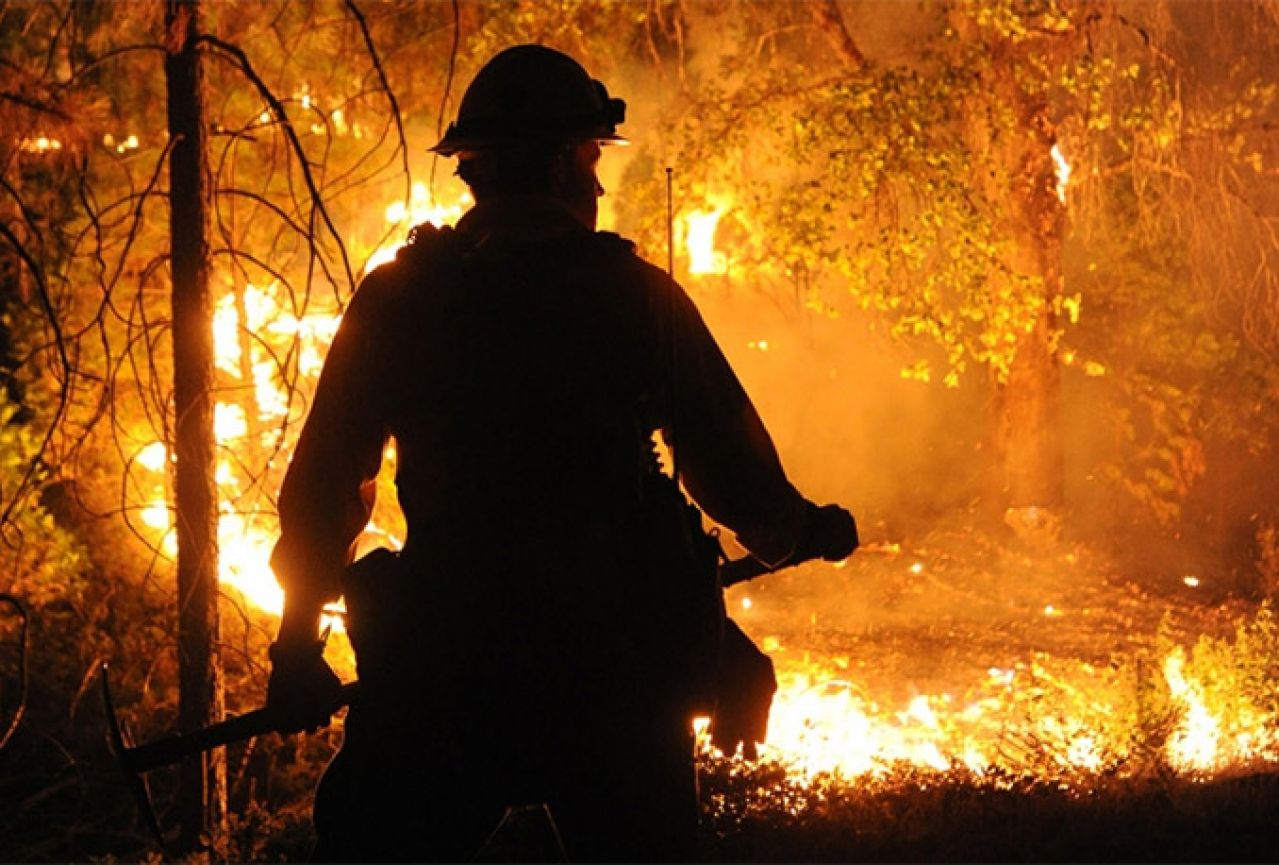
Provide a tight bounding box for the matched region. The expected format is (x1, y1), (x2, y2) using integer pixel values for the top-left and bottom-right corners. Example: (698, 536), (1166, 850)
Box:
(430, 129), (628, 157)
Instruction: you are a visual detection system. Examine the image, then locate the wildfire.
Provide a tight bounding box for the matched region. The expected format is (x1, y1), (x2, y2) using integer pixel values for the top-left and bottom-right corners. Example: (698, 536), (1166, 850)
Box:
(126, 174), (1279, 789)
(685, 199), (730, 275)
(708, 557), (1279, 783)
(131, 186), (472, 618)
(1163, 648), (1221, 772)
(735, 645), (1274, 781)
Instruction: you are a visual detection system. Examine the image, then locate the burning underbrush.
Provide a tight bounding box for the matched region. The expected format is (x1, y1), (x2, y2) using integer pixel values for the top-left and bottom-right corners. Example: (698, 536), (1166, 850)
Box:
(685, 521), (1279, 859)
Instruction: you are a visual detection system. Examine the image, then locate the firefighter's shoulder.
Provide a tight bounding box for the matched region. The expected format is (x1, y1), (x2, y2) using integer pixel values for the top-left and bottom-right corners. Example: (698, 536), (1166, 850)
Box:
(591, 230), (637, 255)
(586, 230), (667, 281)
(396, 221), (460, 266)
(353, 222), (459, 300)
(349, 224), (455, 318)
(589, 230), (683, 292)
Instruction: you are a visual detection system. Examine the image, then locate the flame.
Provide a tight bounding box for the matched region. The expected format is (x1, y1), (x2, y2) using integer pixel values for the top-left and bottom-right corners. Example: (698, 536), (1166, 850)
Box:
(1051, 143), (1071, 203)
(366, 183), (473, 274)
(136, 442), (168, 472)
(218, 513), (284, 615)
(758, 676), (962, 777)
(709, 624), (1279, 782)
(19, 136), (63, 154)
(685, 201), (729, 275)
(140, 501), (170, 531)
(214, 402), (248, 441)
(1163, 648), (1221, 772)
(132, 188), (472, 622)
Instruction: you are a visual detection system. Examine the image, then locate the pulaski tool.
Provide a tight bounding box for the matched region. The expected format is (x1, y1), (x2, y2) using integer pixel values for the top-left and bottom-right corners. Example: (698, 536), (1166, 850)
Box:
(100, 661), (358, 850)
(97, 533), (848, 848)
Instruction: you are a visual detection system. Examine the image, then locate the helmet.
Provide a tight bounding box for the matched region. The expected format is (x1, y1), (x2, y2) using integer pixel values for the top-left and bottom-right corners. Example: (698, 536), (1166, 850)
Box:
(430, 44), (626, 156)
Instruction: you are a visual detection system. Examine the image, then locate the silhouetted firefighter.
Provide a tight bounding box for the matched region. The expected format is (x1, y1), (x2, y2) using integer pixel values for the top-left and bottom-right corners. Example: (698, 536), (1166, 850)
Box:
(267, 44), (857, 862)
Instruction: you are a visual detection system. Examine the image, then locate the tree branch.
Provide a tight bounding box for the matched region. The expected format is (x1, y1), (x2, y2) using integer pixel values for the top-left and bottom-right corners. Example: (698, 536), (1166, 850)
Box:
(196, 33), (356, 298)
(810, 0), (868, 71)
(342, 0), (411, 206)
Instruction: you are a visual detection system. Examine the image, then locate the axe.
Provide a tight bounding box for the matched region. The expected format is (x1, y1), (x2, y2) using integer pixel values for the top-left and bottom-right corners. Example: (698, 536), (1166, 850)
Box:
(100, 662), (358, 851)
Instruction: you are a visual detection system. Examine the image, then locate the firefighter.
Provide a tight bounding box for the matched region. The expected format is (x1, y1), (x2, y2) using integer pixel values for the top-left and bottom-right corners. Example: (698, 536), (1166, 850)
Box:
(267, 44), (857, 862)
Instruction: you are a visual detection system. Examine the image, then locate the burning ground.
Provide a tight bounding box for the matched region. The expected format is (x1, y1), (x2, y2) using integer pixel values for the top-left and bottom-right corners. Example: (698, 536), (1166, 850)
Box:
(693, 522), (1279, 861)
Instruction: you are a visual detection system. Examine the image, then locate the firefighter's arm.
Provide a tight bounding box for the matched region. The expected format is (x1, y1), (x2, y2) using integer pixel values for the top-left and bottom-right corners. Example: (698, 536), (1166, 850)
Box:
(661, 281), (857, 567)
(267, 269), (395, 729)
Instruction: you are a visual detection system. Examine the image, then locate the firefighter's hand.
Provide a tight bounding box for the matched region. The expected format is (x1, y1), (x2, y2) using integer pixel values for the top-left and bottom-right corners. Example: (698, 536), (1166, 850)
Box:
(799, 502), (859, 563)
(267, 639), (344, 734)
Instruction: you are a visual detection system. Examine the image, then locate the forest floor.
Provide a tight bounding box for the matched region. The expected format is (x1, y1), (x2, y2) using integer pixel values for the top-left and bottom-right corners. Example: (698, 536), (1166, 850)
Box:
(693, 516), (1279, 862)
(2, 518), (1277, 862)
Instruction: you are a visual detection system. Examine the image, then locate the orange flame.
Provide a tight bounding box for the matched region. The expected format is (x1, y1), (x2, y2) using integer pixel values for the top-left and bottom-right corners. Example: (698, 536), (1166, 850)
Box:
(685, 199), (729, 275)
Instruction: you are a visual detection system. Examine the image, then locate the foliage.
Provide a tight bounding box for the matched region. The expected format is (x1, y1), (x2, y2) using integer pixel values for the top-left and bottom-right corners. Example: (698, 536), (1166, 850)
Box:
(0, 396), (88, 607)
(617, 0), (1105, 386)
(1058, 8), (1279, 532)
(698, 751), (1279, 862)
(609, 0), (1279, 529)
(1157, 604), (1279, 745)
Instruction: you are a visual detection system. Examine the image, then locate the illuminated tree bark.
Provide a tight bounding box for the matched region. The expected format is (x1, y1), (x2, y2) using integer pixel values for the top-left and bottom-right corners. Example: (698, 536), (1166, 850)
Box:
(993, 99), (1067, 517)
(165, 0), (226, 849)
(954, 14), (1073, 523)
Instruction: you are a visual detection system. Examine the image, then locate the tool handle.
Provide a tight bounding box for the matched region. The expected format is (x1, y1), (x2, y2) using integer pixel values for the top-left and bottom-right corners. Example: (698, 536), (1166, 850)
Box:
(124, 681), (360, 773)
(720, 509), (858, 588)
(720, 556), (771, 588)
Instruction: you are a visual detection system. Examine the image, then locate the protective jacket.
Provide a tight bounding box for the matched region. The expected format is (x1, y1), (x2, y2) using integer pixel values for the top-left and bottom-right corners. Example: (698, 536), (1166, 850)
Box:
(272, 194), (805, 668)
(269, 194), (807, 860)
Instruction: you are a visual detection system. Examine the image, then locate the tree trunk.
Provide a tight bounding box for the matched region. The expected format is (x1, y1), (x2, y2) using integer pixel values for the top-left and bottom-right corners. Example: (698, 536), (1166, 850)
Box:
(165, 0), (225, 850)
(996, 96), (1067, 521)
(947, 5), (1073, 529)
(998, 303), (1064, 511)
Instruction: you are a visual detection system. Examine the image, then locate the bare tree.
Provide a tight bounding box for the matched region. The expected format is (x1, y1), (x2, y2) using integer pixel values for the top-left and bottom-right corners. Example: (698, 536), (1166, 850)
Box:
(165, 0), (224, 849)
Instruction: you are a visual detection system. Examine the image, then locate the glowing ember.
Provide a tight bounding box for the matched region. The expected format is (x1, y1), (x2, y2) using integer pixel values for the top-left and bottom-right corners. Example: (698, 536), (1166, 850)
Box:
(19, 136), (63, 154)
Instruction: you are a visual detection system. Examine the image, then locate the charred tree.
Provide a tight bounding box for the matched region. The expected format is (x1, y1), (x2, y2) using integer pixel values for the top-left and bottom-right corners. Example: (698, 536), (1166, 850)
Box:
(165, 0), (226, 849)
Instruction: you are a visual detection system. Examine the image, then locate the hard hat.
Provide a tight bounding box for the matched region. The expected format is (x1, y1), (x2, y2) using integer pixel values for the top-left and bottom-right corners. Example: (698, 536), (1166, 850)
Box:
(430, 44), (626, 156)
